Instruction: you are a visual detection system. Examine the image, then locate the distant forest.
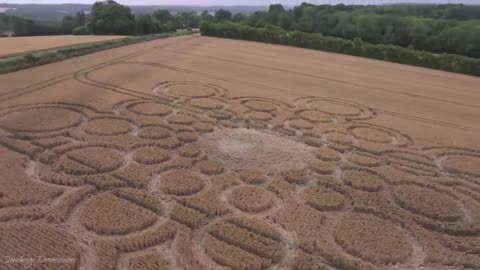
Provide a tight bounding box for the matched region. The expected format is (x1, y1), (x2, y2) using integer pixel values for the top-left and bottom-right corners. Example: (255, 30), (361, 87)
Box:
(244, 3), (480, 58)
(0, 3), (266, 22)
(1, 1), (479, 59)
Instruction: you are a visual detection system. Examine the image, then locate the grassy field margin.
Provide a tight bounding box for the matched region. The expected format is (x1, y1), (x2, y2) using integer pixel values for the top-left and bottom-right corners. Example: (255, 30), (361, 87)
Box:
(0, 31), (196, 74)
(200, 22), (480, 77)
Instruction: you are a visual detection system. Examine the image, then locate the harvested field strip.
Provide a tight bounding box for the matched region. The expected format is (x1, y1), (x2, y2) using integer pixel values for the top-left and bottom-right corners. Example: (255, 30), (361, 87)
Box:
(0, 35), (126, 58)
(0, 31), (196, 75)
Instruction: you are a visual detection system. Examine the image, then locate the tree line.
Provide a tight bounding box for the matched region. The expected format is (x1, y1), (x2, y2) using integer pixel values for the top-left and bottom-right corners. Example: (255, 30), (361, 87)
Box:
(1, 0), (235, 37)
(298, 4), (480, 21)
(62, 0), (237, 36)
(1, 13), (69, 36)
(200, 21), (480, 77)
(3, 1), (479, 60)
(244, 3), (480, 58)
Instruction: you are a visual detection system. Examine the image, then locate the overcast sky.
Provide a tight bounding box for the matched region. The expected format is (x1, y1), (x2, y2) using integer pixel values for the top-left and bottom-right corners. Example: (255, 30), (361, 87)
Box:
(0, 0), (477, 5)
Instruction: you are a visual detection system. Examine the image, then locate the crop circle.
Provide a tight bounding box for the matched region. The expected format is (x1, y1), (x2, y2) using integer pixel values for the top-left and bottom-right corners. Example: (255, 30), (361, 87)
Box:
(128, 102), (173, 116)
(392, 185), (463, 222)
(84, 118), (132, 136)
(334, 212), (412, 264)
(230, 186), (275, 213)
(0, 107), (82, 133)
(159, 170), (205, 196)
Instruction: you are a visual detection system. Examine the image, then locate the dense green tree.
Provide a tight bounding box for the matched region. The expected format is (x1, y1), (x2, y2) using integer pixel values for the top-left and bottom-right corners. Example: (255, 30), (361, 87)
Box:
(62, 11), (88, 33)
(240, 3), (480, 58)
(175, 12), (201, 29)
(90, 0), (135, 35)
(232, 13), (248, 23)
(61, 15), (76, 33)
(75, 11), (87, 27)
(0, 14), (8, 33)
(268, 4), (285, 25)
(153, 10), (173, 24)
(135, 14), (154, 35)
(201, 11), (213, 22)
(248, 11), (269, 27)
(214, 9), (232, 22)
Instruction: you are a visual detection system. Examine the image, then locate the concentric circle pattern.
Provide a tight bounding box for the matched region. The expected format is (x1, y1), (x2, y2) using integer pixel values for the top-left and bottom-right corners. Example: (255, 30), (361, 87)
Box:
(2, 78), (479, 270)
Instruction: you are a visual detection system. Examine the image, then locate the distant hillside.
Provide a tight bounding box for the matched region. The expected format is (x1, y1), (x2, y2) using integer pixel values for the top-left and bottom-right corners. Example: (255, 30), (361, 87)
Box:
(0, 4), (267, 22)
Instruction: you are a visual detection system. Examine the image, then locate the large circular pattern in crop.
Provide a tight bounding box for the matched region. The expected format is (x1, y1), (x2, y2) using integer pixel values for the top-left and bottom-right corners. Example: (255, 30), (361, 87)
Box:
(442, 154), (480, 176)
(159, 170), (205, 196)
(198, 128), (314, 171)
(128, 102), (173, 116)
(283, 169), (309, 185)
(349, 126), (393, 144)
(134, 147), (170, 165)
(0, 107), (82, 133)
(312, 147), (342, 162)
(189, 98), (225, 110)
(194, 122), (215, 133)
(178, 144), (201, 158)
(301, 186), (346, 211)
(177, 132), (198, 143)
(58, 146), (124, 175)
(288, 119), (314, 130)
(308, 100), (362, 116)
(164, 83), (217, 98)
(84, 118), (133, 136)
(240, 169), (267, 184)
(80, 193), (157, 235)
(167, 114), (195, 125)
(297, 110), (332, 123)
(392, 185), (463, 222)
(0, 223), (80, 270)
(137, 126), (171, 139)
(242, 100), (277, 112)
(342, 168), (385, 192)
(197, 160), (224, 175)
(325, 132), (354, 145)
(229, 186), (275, 213)
(309, 160), (335, 175)
(334, 212), (412, 264)
(248, 111), (273, 122)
